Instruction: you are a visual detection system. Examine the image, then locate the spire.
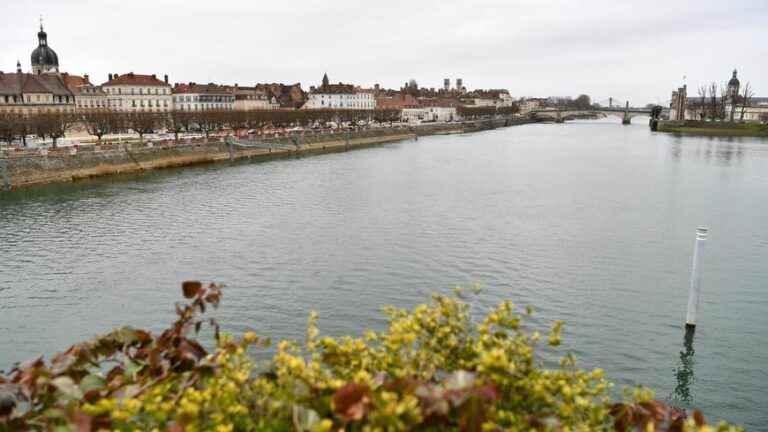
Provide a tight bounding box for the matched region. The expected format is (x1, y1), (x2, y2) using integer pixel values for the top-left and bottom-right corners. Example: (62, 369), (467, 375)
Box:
(322, 73), (329, 87)
(38, 15), (47, 46)
(732, 69), (737, 79)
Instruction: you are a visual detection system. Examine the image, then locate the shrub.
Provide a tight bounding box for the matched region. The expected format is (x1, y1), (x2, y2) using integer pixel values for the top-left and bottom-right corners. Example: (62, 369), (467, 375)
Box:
(0, 283), (741, 431)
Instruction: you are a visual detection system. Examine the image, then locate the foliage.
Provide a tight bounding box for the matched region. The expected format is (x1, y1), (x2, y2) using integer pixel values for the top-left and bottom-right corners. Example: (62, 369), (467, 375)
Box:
(0, 285), (741, 431)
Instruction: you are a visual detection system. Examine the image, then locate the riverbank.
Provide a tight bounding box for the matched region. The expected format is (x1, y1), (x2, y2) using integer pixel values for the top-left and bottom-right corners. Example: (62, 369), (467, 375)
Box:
(657, 120), (768, 137)
(0, 117), (533, 191)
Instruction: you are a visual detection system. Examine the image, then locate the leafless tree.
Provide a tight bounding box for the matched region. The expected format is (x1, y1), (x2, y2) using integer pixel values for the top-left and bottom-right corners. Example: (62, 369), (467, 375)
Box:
(708, 82), (719, 121)
(81, 110), (117, 143)
(126, 111), (159, 143)
(164, 110), (195, 142)
(696, 86), (708, 120)
(739, 82), (755, 122)
(0, 112), (16, 145)
(719, 85), (729, 121)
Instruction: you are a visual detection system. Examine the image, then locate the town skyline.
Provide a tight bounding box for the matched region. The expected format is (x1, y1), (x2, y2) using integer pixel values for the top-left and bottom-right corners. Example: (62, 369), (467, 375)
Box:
(5, 0), (767, 107)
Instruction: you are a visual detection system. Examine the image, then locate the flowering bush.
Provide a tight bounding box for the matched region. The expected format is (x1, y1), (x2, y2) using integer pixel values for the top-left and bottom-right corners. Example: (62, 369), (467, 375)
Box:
(0, 282), (741, 431)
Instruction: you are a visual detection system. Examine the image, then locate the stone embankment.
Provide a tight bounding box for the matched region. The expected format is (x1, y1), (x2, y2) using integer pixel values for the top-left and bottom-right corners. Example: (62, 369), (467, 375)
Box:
(0, 117), (531, 191)
(657, 120), (768, 137)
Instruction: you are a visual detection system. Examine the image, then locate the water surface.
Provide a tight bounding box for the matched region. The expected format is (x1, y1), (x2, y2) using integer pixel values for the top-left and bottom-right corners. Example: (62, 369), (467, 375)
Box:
(1, 119), (767, 428)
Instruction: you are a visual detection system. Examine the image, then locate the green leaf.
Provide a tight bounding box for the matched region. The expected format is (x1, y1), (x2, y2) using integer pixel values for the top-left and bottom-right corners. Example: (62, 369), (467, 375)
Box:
(52, 376), (83, 400)
(79, 374), (106, 394)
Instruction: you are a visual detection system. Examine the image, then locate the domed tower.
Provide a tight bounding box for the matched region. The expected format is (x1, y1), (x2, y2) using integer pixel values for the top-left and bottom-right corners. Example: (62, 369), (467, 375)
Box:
(727, 69), (740, 101)
(31, 21), (59, 75)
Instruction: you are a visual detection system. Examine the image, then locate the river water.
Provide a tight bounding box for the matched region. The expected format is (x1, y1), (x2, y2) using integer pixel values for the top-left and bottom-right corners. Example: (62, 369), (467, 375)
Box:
(1, 119), (767, 429)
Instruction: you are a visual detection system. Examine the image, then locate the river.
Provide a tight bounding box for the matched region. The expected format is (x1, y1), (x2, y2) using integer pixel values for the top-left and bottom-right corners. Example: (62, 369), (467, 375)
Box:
(1, 119), (767, 429)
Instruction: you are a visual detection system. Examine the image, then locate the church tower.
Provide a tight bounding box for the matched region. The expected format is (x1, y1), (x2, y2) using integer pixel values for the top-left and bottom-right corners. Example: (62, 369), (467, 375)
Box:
(31, 19), (60, 75)
(727, 69), (740, 102)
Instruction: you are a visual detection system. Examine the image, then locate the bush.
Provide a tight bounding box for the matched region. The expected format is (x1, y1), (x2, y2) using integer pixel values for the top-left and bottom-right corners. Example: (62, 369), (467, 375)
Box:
(0, 283), (741, 431)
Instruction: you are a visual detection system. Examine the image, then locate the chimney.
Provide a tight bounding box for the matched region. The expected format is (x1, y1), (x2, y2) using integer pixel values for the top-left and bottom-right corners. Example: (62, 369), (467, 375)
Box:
(108, 73), (113, 81)
(164, 74), (168, 84)
(84, 73), (89, 82)
(151, 74), (156, 79)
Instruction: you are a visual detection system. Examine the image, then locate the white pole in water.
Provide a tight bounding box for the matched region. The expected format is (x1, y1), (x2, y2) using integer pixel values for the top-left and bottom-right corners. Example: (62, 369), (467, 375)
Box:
(686, 227), (709, 329)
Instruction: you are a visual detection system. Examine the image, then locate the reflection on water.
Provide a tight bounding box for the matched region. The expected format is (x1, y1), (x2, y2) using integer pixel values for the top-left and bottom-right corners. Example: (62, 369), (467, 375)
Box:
(668, 136), (746, 166)
(669, 327), (696, 410)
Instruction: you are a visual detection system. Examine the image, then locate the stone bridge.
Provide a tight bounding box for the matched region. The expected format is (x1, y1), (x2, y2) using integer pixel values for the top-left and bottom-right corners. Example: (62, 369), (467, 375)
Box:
(531, 103), (654, 125)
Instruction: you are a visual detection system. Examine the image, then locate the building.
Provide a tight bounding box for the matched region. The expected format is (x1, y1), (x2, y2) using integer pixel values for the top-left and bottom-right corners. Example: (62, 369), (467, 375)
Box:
(518, 98), (547, 114)
(253, 83), (306, 109)
(304, 73), (375, 110)
(31, 23), (59, 75)
(172, 83), (235, 111)
(669, 84), (687, 121)
(670, 70), (768, 122)
(230, 85), (278, 111)
(101, 73), (172, 112)
(0, 64), (74, 114)
(376, 93), (419, 110)
(62, 73), (108, 110)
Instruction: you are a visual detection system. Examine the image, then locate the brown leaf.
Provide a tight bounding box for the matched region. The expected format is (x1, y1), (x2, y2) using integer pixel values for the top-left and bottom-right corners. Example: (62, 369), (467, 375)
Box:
(70, 411), (93, 432)
(692, 410), (705, 427)
(333, 383), (372, 421)
(182, 281), (202, 299)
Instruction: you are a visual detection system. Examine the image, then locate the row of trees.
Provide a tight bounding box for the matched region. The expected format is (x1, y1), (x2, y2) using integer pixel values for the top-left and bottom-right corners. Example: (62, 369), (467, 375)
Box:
(1, 104), (521, 148)
(0, 109), (404, 148)
(693, 81), (756, 122)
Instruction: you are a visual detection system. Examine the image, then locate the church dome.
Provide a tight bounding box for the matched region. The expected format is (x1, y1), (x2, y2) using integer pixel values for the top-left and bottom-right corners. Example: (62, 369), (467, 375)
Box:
(30, 26), (59, 72)
(728, 69), (740, 87)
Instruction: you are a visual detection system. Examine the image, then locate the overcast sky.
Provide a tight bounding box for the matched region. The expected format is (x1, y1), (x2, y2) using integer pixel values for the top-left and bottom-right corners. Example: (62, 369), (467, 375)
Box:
(4, 0), (767, 105)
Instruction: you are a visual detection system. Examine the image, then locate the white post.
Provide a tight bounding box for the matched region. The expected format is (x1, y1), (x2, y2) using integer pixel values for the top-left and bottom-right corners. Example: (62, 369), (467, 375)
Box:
(686, 227), (708, 328)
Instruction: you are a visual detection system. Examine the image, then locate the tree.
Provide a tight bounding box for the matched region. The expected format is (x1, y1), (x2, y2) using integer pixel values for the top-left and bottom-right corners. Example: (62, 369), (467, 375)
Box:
(0, 112), (17, 145)
(81, 110), (117, 143)
(574, 94), (591, 110)
(708, 82), (719, 121)
(126, 111), (159, 143)
(164, 110), (195, 141)
(739, 82), (755, 122)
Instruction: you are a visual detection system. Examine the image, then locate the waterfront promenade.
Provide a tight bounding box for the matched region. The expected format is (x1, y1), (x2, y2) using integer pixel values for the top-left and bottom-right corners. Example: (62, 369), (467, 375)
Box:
(0, 117), (530, 191)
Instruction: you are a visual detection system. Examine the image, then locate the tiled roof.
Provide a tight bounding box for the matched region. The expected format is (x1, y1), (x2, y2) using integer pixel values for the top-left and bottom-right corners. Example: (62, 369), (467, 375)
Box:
(313, 83), (355, 94)
(172, 83), (233, 95)
(103, 73), (169, 87)
(0, 72), (73, 96)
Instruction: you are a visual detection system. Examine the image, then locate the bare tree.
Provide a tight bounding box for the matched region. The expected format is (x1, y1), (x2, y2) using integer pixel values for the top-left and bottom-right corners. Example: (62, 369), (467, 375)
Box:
(126, 111), (159, 143)
(81, 110), (117, 143)
(165, 110), (195, 142)
(696, 86), (708, 120)
(719, 85), (729, 121)
(739, 82), (755, 122)
(708, 83), (718, 122)
(0, 112), (16, 145)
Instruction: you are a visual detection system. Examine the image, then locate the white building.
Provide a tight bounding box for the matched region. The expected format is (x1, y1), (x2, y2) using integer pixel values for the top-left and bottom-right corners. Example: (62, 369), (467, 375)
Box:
(304, 73), (375, 110)
(172, 83), (235, 111)
(101, 72), (172, 112)
(62, 74), (107, 110)
(402, 106), (457, 123)
(231, 85), (279, 111)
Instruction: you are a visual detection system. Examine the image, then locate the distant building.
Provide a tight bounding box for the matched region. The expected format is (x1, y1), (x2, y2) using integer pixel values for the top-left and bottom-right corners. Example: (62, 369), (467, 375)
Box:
(31, 23), (59, 75)
(254, 83), (306, 109)
(670, 70), (768, 122)
(172, 83), (235, 111)
(62, 73), (108, 110)
(101, 73), (172, 112)
(304, 73), (375, 110)
(0, 64), (75, 114)
(230, 85), (278, 111)
(376, 93), (419, 110)
(518, 98), (547, 114)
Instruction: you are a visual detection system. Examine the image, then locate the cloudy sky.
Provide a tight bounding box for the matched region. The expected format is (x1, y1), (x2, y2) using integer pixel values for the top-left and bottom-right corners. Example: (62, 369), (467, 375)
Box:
(4, 0), (767, 105)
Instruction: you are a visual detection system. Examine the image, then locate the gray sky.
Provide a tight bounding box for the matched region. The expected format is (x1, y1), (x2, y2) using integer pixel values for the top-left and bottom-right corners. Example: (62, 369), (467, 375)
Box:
(4, 0), (767, 106)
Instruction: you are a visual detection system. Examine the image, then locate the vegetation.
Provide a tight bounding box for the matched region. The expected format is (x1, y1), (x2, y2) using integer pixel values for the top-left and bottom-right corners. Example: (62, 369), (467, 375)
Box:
(0, 282), (740, 431)
(0, 104), (524, 148)
(659, 122), (768, 137)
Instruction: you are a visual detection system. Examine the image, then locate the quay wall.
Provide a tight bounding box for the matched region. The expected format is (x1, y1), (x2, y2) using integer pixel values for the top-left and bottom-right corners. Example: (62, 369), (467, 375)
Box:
(0, 118), (528, 191)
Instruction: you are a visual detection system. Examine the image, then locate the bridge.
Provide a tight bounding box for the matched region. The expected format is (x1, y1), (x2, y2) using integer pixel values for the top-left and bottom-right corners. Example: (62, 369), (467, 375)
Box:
(531, 103), (653, 125)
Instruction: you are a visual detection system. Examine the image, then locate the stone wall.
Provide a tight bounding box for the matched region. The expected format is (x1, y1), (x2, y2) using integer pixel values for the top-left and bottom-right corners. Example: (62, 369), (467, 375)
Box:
(1, 118), (525, 191)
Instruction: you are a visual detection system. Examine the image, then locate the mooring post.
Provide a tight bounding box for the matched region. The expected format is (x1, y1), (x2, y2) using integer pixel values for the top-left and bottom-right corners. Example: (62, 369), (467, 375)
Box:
(226, 135), (234, 161)
(685, 227), (709, 329)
